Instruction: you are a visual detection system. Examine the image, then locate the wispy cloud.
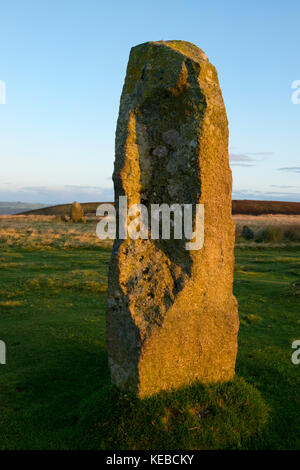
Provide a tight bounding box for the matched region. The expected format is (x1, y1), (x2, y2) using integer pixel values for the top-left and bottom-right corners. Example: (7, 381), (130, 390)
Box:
(230, 153), (254, 162)
(229, 151), (273, 167)
(271, 185), (300, 189)
(278, 167), (300, 173)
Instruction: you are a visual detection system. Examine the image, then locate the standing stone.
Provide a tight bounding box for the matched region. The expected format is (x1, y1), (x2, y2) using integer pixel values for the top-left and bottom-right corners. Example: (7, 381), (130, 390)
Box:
(242, 225), (254, 240)
(106, 41), (239, 398)
(70, 201), (85, 223)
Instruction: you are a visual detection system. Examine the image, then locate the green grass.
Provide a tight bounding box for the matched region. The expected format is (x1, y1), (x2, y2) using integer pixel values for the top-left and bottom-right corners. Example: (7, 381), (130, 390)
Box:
(0, 246), (299, 449)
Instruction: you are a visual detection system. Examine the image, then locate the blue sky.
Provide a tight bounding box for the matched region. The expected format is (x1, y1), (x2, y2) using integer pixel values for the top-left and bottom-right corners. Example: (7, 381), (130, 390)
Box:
(0, 0), (299, 204)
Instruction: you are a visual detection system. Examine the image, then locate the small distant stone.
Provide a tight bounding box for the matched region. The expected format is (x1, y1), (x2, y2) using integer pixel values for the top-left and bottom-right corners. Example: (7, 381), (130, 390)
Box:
(71, 201), (84, 223)
(62, 214), (70, 222)
(242, 225), (254, 240)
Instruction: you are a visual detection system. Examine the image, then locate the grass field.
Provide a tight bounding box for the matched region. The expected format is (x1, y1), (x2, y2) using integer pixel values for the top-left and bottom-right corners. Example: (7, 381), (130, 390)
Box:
(0, 216), (299, 449)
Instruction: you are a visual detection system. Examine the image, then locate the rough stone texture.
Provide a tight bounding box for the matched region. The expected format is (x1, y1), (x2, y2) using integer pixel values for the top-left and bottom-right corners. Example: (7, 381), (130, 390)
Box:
(70, 201), (85, 223)
(106, 40), (239, 398)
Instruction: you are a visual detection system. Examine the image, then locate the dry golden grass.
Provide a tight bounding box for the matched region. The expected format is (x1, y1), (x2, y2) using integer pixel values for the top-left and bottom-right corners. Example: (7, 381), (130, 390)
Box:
(234, 214), (300, 246)
(0, 215), (113, 250)
(234, 214), (300, 226)
(1, 214), (300, 249)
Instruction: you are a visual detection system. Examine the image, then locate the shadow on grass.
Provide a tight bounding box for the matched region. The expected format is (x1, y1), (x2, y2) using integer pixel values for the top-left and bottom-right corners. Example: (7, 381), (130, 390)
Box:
(0, 337), (269, 450)
(75, 377), (269, 450)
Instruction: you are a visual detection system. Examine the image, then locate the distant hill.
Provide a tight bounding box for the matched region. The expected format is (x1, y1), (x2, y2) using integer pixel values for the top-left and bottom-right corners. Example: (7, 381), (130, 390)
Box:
(15, 199), (300, 216)
(0, 202), (48, 215)
(17, 202), (111, 216)
(232, 200), (300, 215)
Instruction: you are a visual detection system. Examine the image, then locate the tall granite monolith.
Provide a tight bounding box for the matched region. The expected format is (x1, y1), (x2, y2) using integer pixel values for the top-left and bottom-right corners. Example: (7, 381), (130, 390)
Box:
(106, 41), (239, 398)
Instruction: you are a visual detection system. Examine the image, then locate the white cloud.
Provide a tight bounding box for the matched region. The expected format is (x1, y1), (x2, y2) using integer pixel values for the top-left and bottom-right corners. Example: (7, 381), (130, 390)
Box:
(230, 153), (255, 162)
(229, 151), (272, 167)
